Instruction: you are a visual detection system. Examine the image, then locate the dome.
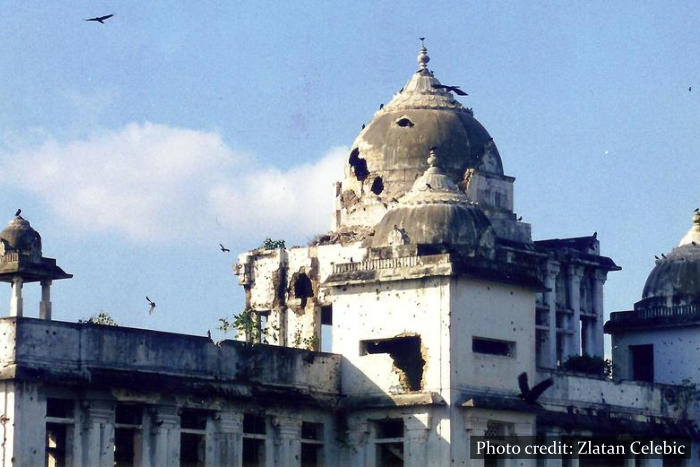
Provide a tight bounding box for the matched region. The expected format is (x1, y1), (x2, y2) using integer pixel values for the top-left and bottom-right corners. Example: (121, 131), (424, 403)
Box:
(638, 211), (700, 309)
(371, 149), (494, 251)
(337, 44), (503, 230)
(0, 216), (42, 258)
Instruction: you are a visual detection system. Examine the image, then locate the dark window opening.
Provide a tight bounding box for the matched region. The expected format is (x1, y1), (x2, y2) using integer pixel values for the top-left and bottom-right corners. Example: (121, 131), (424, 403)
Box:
(293, 273), (314, 307)
(46, 423), (67, 467)
(321, 305), (332, 352)
(321, 306), (332, 326)
(242, 438), (265, 467)
(243, 414), (266, 435)
(630, 344), (654, 382)
(114, 428), (141, 467)
(181, 409), (208, 430)
(395, 117), (414, 127)
(180, 432), (205, 467)
(370, 176), (384, 195)
(375, 419), (404, 467)
(46, 398), (73, 419)
(361, 336), (425, 391)
(301, 422), (324, 467)
(472, 337), (515, 357)
(349, 148), (369, 182)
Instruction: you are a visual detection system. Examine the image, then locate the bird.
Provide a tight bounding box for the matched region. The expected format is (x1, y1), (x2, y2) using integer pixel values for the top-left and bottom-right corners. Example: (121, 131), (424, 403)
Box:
(85, 14), (114, 24)
(425, 183), (433, 190)
(592, 231), (597, 238)
(655, 255), (660, 260)
(431, 84), (468, 96)
(517, 216), (523, 221)
(689, 86), (692, 93)
(518, 372), (553, 405)
(219, 243), (230, 253)
(361, 123), (365, 130)
(661, 253), (667, 259)
(694, 208), (699, 213)
(379, 103), (384, 110)
(146, 297), (156, 314)
(14, 209), (21, 217)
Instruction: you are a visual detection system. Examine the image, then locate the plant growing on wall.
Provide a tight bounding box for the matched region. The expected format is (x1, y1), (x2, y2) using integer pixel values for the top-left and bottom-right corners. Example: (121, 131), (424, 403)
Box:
(259, 238), (286, 250)
(80, 311), (118, 326)
(559, 354), (612, 378)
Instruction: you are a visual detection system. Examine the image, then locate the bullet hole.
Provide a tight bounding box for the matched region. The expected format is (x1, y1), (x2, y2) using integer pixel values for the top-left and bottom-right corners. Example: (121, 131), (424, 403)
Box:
(395, 116), (414, 127)
(370, 176), (384, 195)
(349, 148), (369, 181)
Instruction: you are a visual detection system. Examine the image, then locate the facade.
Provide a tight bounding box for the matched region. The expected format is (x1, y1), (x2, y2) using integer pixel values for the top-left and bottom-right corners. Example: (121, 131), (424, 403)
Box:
(0, 44), (698, 466)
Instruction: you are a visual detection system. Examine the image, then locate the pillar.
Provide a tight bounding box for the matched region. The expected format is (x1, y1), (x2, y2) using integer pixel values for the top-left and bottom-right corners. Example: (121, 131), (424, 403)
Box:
(404, 413), (430, 467)
(209, 412), (242, 466)
(591, 270), (607, 358)
(566, 266), (584, 358)
(82, 401), (115, 467)
(150, 406), (180, 466)
(9, 277), (23, 317)
(544, 262), (560, 368)
(273, 415), (300, 467)
(40, 280), (52, 320)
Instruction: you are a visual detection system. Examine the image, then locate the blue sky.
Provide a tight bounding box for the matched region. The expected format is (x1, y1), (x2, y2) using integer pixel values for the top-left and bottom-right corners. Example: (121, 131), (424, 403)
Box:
(1, 2), (699, 349)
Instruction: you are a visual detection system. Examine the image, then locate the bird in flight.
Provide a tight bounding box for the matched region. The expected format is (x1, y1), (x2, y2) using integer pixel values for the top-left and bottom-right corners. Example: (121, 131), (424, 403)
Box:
(146, 296), (156, 314)
(219, 243), (231, 253)
(432, 84), (468, 96)
(14, 209), (21, 217)
(85, 14), (114, 24)
(518, 372), (553, 405)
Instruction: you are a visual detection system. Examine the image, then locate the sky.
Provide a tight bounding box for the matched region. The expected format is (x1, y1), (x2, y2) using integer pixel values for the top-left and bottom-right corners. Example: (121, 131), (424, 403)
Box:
(0, 2), (699, 351)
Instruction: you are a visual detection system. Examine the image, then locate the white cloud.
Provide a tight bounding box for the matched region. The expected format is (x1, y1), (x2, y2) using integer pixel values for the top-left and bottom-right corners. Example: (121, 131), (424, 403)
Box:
(0, 122), (346, 244)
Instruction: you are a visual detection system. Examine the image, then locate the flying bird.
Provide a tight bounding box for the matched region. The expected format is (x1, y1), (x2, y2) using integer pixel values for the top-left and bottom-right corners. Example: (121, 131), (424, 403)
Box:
(14, 209), (21, 217)
(518, 372), (553, 405)
(432, 84), (468, 96)
(85, 14), (114, 24)
(146, 296), (156, 314)
(219, 243), (230, 253)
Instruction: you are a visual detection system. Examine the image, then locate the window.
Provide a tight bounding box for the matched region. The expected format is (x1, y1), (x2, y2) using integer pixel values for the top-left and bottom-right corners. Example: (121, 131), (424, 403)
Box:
(374, 419), (403, 466)
(242, 414), (266, 467)
(46, 398), (75, 467)
(180, 409), (208, 467)
(360, 336), (425, 391)
(630, 344), (654, 382)
(114, 405), (143, 467)
(301, 422), (323, 467)
(472, 337), (515, 357)
(321, 305), (332, 352)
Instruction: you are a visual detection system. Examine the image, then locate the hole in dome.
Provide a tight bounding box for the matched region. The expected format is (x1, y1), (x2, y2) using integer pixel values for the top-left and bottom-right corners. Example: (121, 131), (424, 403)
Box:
(370, 176), (384, 195)
(395, 116), (414, 127)
(349, 148), (369, 182)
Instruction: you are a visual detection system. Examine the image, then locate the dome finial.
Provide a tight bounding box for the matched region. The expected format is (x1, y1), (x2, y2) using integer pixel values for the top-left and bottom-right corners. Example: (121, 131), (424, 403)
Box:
(694, 208), (700, 226)
(427, 146), (439, 168)
(417, 37), (430, 71)
(678, 208), (700, 246)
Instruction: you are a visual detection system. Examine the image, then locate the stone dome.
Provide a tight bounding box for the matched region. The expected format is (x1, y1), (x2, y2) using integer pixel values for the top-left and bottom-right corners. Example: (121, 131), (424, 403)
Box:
(637, 211), (700, 309)
(371, 149), (494, 251)
(337, 44), (503, 230)
(0, 216), (42, 259)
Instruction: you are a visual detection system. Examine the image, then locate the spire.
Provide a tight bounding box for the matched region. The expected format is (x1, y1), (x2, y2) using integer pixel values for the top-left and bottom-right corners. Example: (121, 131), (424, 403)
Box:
(417, 37), (430, 71)
(678, 208), (700, 246)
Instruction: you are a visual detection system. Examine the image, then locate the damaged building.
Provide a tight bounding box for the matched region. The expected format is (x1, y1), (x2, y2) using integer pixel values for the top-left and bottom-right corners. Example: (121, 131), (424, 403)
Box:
(0, 43), (698, 466)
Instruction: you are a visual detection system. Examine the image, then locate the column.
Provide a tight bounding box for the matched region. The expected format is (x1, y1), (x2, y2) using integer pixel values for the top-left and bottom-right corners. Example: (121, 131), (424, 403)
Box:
(209, 412), (242, 466)
(591, 270), (607, 358)
(83, 401), (115, 467)
(464, 416), (488, 467)
(9, 277), (23, 317)
(150, 406), (180, 466)
(404, 413), (430, 467)
(566, 266), (584, 358)
(273, 415), (300, 467)
(40, 280), (52, 320)
(544, 262), (560, 368)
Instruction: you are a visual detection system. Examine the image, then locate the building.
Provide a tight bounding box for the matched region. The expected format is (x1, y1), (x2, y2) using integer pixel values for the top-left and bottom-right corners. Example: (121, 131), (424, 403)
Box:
(0, 44), (697, 466)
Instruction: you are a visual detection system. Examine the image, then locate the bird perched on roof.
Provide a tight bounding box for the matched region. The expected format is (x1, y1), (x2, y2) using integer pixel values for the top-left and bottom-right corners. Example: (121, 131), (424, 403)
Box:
(517, 216), (523, 221)
(425, 183), (433, 190)
(146, 297), (156, 314)
(518, 372), (553, 405)
(655, 255), (660, 260)
(661, 253), (666, 259)
(361, 123), (365, 130)
(14, 209), (21, 217)
(431, 84), (468, 96)
(219, 243), (230, 253)
(85, 14), (114, 24)
(379, 103), (384, 110)
(694, 208), (699, 213)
